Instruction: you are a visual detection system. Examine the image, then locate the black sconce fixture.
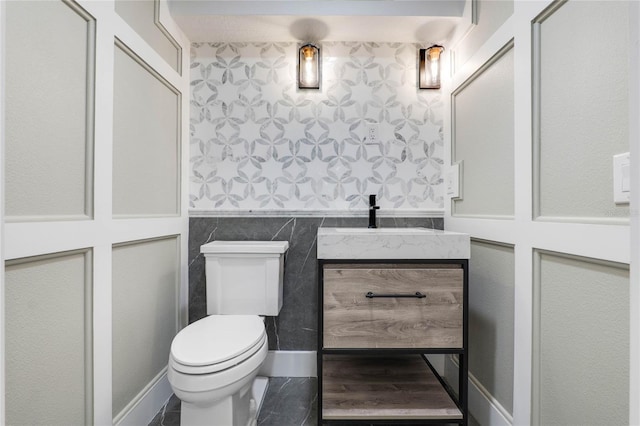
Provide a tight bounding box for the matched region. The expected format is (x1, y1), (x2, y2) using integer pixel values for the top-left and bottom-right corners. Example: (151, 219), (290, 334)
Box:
(298, 43), (320, 89)
(419, 45), (444, 89)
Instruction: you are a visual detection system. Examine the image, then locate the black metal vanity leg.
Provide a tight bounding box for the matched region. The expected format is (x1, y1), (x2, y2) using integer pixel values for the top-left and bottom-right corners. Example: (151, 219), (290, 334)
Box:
(459, 352), (468, 426)
(317, 260), (324, 425)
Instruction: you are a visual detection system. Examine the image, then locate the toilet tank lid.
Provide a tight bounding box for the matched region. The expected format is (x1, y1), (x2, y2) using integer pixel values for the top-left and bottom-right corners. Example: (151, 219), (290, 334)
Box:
(201, 240), (289, 254)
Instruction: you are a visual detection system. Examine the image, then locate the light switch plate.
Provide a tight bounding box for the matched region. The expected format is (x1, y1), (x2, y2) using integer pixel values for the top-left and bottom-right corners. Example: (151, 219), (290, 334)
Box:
(365, 123), (379, 145)
(613, 152), (630, 204)
(447, 162), (461, 199)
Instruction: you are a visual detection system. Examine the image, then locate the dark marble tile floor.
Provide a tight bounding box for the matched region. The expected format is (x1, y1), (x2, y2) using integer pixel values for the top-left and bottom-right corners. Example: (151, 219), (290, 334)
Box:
(148, 378), (480, 426)
(148, 377), (317, 426)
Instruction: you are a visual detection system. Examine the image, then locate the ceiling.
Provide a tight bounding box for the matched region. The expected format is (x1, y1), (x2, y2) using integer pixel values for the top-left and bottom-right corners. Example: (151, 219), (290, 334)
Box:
(168, 0), (466, 43)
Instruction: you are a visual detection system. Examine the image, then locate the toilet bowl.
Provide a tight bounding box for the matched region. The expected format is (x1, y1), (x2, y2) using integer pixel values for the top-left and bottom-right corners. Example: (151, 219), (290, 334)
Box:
(167, 240), (288, 426)
(168, 315), (268, 426)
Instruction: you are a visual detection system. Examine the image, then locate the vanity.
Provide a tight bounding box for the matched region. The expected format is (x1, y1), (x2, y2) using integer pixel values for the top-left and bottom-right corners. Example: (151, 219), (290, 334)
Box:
(317, 227), (470, 425)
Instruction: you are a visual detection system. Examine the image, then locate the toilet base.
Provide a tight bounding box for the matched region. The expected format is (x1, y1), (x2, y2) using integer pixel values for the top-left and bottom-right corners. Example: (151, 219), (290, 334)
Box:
(180, 379), (257, 426)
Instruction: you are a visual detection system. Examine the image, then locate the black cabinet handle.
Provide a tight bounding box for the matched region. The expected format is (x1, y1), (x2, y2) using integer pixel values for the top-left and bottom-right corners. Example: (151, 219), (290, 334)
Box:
(365, 291), (426, 299)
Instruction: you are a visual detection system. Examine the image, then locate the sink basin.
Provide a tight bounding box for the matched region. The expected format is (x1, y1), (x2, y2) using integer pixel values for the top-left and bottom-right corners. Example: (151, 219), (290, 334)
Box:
(317, 227), (469, 260)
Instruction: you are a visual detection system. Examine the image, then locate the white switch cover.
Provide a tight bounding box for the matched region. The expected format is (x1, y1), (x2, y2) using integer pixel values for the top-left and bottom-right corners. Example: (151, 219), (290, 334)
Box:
(447, 162), (461, 199)
(613, 152), (630, 204)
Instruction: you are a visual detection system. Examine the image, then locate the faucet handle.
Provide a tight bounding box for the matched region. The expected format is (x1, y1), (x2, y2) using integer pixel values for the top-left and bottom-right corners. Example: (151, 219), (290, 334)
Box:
(369, 194), (378, 207)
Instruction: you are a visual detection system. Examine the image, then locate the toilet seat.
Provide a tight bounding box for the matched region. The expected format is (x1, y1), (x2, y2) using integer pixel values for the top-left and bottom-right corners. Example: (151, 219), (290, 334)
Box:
(170, 315), (266, 375)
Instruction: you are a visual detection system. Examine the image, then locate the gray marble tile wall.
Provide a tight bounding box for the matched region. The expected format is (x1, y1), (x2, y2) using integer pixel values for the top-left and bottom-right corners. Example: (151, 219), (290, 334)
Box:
(189, 216), (443, 350)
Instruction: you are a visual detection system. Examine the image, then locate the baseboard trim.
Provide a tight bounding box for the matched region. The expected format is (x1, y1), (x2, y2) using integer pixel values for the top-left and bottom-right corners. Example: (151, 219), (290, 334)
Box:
(448, 355), (513, 426)
(114, 369), (173, 426)
(468, 371), (513, 426)
(119, 351), (317, 426)
(116, 352), (512, 426)
(259, 350), (317, 377)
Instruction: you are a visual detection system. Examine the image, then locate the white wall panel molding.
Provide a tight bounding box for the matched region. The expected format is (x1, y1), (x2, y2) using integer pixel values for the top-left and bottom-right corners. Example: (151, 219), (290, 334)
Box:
(528, 221), (629, 265)
(451, 15), (514, 89)
(112, 236), (180, 418)
(532, 0), (630, 222)
(446, 217), (517, 245)
(156, 0), (189, 57)
(629, 1), (640, 422)
(4, 218), (182, 261)
(112, 12), (183, 90)
(0, 0), (7, 420)
(450, 0), (514, 76)
(113, 38), (181, 217)
(468, 239), (515, 414)
(532, 249), (629, 425)
(5, 0), (96, 221)
(4, 221), (98, 261)
(451, 39), (514, 218)
(5, 249), (93, 425)
(111, 218), (184, 245)
(115, 0), (182, 73)
(153, 0), (183, 75)
(448, 0), (477, 75)
(2, 1), (190, 425)
(447, 0), (633, 424)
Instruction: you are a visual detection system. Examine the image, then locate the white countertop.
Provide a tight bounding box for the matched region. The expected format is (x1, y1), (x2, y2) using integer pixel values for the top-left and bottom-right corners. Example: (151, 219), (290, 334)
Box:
(317, 227), (470, 260)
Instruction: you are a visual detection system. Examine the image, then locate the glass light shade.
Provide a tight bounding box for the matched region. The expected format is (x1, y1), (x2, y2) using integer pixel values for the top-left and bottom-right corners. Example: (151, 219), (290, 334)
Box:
(298, 44), (320, 89)
(419, 45), (444, 89)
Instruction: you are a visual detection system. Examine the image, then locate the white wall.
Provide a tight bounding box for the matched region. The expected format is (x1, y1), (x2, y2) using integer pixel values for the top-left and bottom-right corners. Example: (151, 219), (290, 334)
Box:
(0, 1), (5, 419)
(629, 1), (640, 422)
(446, 1), (634, 425)
(1, 1), (190, 424)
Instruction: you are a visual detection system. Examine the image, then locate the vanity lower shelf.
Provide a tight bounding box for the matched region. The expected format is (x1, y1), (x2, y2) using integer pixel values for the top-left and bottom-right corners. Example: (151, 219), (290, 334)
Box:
(322, 354), (462, 421)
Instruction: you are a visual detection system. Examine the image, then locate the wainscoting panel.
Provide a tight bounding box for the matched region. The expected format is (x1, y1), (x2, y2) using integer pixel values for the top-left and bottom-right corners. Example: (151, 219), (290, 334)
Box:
(5, 0), (95, 221)
(5, 250), (93, 425)
(469, 239), (514, 415)
(112, 237), (180, 418)
(113, 41), (181, 217)
(115, 0), (181, 73)
(452, 43), (514, 218)
(535, 0), (629, 222)
(533, 251), (629, 425)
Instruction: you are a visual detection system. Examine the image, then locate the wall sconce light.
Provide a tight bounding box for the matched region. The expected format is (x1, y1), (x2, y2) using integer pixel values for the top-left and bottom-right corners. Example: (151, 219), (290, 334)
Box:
(298, 43), (320, 89)
(419, 45), (444, 89)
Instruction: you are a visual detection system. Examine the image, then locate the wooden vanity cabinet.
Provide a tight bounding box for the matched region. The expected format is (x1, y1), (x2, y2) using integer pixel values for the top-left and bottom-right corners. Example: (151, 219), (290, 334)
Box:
(317, 260), (469, 425)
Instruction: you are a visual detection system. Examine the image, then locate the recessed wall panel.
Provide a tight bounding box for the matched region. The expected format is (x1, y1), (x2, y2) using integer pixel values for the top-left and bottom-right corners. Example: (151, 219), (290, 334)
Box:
(537, 0), (629, 221)
(535, 252), (629, 425)
(5, 0), (94, 220)
(113, 43), (180, 216)
(5, 251), (92, 425)
(115, 0), (181, 72)
(453, 45), (514, 217)
(453, 0), (513, 71)
(112, 237), (179, 418)
(469, 240), (514, 414)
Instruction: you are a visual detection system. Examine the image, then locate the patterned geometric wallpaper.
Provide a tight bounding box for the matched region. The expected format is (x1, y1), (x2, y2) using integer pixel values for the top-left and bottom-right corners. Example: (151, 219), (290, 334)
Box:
(190, 42), (444, 213)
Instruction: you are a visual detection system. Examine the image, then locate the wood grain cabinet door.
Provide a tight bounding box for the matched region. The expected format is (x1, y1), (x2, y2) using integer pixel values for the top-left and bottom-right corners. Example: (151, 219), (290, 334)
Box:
(323, 264), (464, 349)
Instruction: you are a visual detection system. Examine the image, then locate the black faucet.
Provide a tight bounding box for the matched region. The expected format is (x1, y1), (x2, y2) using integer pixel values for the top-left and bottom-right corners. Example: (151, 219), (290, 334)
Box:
(368, 194), (380, 228)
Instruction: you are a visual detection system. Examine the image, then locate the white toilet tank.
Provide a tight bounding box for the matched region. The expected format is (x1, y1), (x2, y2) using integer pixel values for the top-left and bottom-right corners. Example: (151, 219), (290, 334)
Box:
(201, 240), (289, 316)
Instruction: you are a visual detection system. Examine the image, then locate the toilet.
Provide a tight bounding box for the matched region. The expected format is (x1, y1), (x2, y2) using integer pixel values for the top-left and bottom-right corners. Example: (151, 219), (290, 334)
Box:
(168, 240), (289, 426)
